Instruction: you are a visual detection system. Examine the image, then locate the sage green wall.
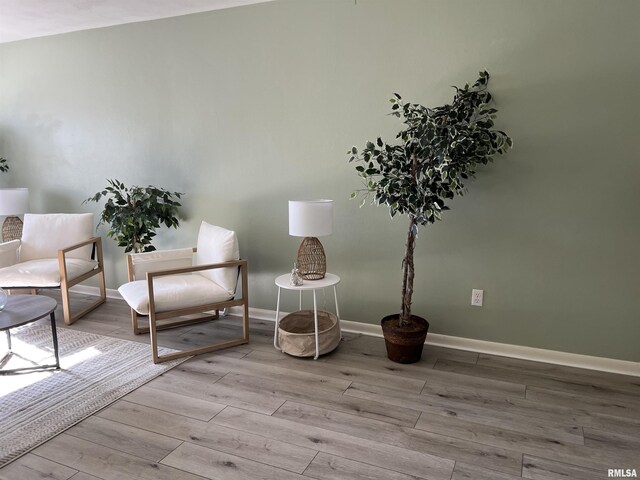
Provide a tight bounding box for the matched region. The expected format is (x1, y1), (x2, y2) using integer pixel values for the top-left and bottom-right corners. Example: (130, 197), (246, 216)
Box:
(1, 0), (638, 361)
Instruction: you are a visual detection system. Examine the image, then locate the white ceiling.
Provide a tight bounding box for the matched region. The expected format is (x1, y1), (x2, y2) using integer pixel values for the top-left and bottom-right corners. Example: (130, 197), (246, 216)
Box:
(0, 0), (276, 44)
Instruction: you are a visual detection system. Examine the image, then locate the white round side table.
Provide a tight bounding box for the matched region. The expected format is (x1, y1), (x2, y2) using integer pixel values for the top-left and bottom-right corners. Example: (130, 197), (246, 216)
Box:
(273, 273), (341, 360)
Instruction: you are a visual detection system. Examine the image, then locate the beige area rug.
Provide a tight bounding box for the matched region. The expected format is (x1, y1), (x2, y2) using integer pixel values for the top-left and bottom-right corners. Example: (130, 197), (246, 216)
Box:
(0, 324), (188, 467)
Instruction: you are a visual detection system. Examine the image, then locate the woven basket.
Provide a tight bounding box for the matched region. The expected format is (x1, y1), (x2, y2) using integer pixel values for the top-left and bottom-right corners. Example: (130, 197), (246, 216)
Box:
(278, 310), (340, 357)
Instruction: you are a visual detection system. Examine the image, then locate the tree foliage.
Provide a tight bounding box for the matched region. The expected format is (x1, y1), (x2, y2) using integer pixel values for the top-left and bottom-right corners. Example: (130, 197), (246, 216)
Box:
(0, 158), (9, 173)
(348, 71), (513, 325)
(84, 179), (183, 253)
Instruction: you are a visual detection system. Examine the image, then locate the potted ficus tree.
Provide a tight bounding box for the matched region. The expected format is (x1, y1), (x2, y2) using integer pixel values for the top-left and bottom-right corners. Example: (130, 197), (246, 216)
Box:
(348, 71), (512, 363)
(85, 179), (183, 253)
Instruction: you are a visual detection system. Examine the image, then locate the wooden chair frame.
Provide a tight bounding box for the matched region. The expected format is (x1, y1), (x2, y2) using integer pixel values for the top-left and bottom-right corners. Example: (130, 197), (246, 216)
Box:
(4, 237), (107, 325)
(58, 237), (107, 325)
(126, 252), (249, 363)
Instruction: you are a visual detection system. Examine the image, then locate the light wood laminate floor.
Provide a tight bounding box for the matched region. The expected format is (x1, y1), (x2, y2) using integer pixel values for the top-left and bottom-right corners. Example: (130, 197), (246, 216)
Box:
(1, 292), (638, 480)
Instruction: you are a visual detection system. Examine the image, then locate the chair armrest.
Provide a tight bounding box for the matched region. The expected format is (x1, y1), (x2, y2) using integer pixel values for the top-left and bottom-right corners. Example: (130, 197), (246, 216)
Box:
(57, 237), (104, 284)
(0, 239), (21, 268)
(58, 236), (101, 256)
(146, 259), (247, 279)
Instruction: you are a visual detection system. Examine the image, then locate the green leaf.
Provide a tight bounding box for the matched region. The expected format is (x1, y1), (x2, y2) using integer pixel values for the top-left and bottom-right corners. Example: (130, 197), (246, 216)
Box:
(85, 179), (184, 253)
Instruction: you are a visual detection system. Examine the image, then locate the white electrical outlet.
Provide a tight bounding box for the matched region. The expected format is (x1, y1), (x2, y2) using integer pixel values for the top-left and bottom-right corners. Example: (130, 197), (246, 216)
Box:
(471, 289), (483, 306)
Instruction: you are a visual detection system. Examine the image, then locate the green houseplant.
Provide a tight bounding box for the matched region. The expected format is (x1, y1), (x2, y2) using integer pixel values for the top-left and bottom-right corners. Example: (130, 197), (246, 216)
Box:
(85, 179), (183, 253)
(349, 71), (512, 363)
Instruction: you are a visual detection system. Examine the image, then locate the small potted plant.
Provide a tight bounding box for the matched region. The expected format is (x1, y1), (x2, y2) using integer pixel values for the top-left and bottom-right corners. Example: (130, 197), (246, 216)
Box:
(348, 71), (512, 363)
(85, 179), (183, 253)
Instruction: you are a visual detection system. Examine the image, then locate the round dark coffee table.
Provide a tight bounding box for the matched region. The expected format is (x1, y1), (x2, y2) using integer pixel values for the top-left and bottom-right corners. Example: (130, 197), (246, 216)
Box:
(0, 295), (59, 374)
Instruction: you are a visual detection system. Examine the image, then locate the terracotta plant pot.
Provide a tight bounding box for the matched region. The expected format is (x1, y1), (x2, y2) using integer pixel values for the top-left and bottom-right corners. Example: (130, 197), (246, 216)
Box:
(381, 314), (429, 364)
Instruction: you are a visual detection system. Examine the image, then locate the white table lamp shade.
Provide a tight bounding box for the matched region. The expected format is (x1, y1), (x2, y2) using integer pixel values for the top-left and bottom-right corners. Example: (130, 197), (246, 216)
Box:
(289, 200), (333, 237)
(0, 188), (30, 216)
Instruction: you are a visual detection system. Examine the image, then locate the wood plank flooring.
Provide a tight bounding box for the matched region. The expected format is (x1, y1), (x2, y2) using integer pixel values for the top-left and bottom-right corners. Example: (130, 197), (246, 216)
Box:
(1, 291), (638, 479)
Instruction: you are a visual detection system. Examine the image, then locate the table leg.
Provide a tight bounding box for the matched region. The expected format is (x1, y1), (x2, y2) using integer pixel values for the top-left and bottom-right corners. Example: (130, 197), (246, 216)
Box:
(50, 312), (60, 370)
(299, 291), (302, 310)
(333, 285), (342, 340)
(1, 330), (11, 365)
(313, 289), (320, 360)
(0, 313), (61, 374)
(274, 287), (282, 350)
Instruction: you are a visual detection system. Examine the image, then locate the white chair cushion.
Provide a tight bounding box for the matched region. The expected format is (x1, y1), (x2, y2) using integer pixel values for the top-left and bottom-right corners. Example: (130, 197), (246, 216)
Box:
(20, 213), (94, 262)
(118, 274), (232, 315)
(0, 258), (98, 288)
(195, 222), (239, 295)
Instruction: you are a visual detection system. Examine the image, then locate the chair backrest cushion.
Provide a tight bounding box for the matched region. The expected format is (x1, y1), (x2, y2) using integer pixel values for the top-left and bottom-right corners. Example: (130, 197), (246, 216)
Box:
(128, 247), (194, 281)
(20, 213), (94, 261)
(195, 221), (240, 295)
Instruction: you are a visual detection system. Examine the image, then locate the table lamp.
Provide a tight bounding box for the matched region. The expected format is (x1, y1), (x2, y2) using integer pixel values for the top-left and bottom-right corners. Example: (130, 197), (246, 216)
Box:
(289, 199), (333, 280)
(0, 188), (30, 241)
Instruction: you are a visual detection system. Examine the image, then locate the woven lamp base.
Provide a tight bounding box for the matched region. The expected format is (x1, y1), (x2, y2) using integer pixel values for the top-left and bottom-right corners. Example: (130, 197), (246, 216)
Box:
(2, 216), (23, 242)
(297, 236), (326, 280)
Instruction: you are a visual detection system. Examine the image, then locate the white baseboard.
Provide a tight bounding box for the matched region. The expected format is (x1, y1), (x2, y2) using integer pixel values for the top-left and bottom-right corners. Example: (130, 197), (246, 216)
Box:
(70, 286), (639, 376)
(232, 306), (640, 377)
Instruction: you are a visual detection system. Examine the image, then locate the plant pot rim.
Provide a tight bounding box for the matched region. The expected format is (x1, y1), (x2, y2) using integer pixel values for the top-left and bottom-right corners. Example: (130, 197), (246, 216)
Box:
(381, 313), (429, 330)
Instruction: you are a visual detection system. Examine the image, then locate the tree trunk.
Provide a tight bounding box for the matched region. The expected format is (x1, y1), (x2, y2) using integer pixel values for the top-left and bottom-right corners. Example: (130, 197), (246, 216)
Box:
(400, 216), (417, 327)
(399, 153), (420, 327)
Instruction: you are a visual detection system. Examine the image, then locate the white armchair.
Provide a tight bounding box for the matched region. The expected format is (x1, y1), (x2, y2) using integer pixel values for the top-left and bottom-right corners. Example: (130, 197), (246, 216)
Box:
(0, 213), (107, 325)
(118, 221), (249, 363)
